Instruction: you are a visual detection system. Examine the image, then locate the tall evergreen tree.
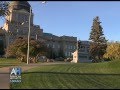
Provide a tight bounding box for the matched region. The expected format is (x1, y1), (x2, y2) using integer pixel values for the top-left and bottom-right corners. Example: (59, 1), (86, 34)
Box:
(89, 16), (107, 62)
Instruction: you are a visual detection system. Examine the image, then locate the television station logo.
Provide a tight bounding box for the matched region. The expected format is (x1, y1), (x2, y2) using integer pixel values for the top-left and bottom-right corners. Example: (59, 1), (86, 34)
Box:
(10, 67), (21, 83)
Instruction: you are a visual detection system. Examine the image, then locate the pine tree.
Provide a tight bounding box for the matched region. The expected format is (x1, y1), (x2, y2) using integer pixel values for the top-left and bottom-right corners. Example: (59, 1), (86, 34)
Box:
(89, 16), (107, 62)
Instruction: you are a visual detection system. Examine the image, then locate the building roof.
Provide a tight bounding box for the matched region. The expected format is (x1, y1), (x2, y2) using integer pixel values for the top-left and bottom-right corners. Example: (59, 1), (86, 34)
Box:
(80, 41), (90, 45)
(9, 1), (31, 12)
(43, 33), (58, 37)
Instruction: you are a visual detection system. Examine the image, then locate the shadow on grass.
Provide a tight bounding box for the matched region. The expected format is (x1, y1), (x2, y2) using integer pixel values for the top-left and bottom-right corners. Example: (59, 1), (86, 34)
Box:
(23, 71), (120, 76)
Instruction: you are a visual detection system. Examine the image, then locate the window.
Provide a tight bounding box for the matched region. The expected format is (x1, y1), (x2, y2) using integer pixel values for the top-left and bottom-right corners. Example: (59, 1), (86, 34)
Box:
(87, 47), (89, 52)
(52, 44), (55, 48)
(23, 28), (28, 35)
(65, 52), (68, 56)
(58, 45), (60, 48)
(79, 55), (87, 59)
(15, 14), (18, 21)
(47, 44), (49, 47)
(80, 45), (85, 52)
(24, 15), (28, 22)
(74, 46), (76, 49)
(68, 45), (71, 49)
(80, 46), (85, 49)
(19, 29), (23, 35)
(70, 52), (72, 56)
(69, 52), (71, 56)
(66, 45), (67, 48)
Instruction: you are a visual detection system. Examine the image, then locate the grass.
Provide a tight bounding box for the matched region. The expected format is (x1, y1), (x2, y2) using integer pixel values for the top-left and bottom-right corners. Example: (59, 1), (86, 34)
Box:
(0, 58), (25, 68)
(10, 60), (120, 89)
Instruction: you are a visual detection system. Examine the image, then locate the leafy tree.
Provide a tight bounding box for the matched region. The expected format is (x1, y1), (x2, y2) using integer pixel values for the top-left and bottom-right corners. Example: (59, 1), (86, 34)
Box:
(6, 37), (48, 63)
(0, 1), (9, 18)
(0, 39), (4, 57)
(89, 16), (107, 62)
(104, 41), (120, 60)
(0, 28), (5, 57)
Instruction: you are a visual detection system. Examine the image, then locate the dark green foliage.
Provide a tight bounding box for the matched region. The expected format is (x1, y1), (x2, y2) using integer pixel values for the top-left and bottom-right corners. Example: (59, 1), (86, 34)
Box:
(0, 39), (5, 56)
(89, 16), (107, 62)
(6, 38), (48, 63)
(0, 1), (9, 17)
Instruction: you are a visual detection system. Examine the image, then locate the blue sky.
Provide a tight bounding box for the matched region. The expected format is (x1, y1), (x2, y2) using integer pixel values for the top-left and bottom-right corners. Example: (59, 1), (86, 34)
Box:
(0, 1), (120, 41)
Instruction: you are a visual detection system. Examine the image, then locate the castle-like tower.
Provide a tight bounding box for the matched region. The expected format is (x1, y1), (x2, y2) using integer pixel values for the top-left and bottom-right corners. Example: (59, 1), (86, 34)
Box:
(2, 1), (43, 47)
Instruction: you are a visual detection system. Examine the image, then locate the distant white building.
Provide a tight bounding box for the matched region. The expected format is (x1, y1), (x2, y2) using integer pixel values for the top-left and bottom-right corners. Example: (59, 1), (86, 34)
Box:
(71, 50), (78, 63)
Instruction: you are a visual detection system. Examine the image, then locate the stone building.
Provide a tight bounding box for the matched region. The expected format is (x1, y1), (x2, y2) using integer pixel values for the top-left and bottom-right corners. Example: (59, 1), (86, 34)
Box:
(42, 33), (77, 58)
(78, 41), (90, 62)
(2, 1), (43, 48)
(0, 1), (90, 61)
(1, 1), (77, 58)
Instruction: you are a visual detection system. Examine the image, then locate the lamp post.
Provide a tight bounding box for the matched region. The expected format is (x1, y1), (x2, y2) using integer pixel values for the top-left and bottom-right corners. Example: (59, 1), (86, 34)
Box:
(26, 6), (32, 64)
(6, 30), (12, 58)
(36, 34), (37, 40)
(26, 1), (46, 64)
(6, 31), (9, 58)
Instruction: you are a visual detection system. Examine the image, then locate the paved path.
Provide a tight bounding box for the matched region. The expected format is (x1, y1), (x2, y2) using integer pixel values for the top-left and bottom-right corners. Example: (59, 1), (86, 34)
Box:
(0, 65), (39, 89)
(0, 62), (69, 89)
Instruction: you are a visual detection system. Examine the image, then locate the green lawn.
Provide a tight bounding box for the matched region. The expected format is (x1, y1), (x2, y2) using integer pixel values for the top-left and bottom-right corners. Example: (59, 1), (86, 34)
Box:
(10, 60), (120, 89)
(0, 58), (25, 68)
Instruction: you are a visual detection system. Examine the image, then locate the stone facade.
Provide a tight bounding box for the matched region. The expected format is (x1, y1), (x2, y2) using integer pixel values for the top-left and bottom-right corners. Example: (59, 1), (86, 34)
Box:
(2, 1), (43, 47)
(42, 33), (77, 58)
